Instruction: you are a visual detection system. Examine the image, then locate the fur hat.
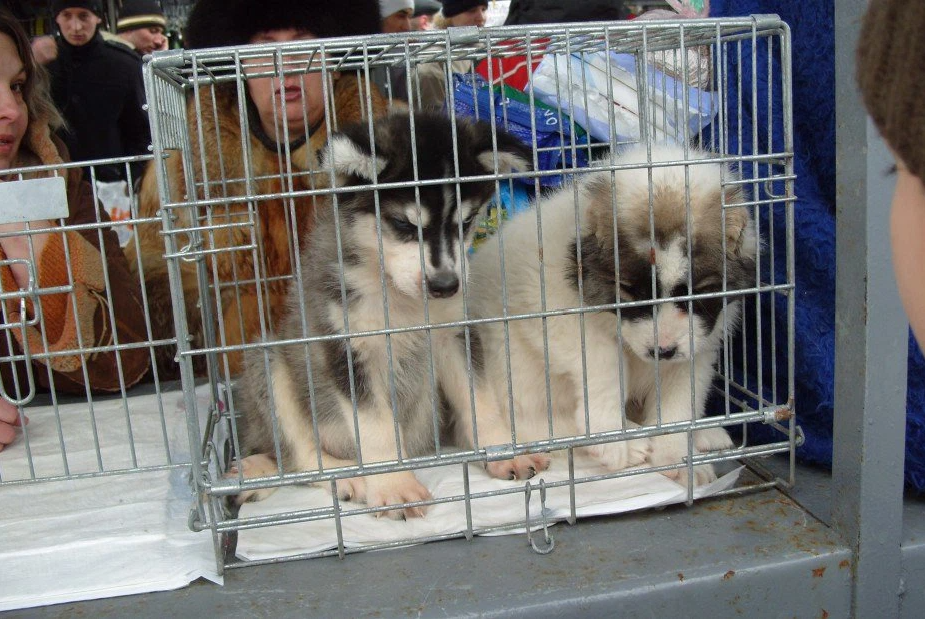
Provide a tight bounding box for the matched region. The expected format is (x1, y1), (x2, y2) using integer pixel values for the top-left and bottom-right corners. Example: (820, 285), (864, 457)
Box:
(441, 0), (485, 19)
(51, 0), (102, 17)
(857, 0), (925, 182)
(117, 0), (167, 32)
(185, 0), (382, 49)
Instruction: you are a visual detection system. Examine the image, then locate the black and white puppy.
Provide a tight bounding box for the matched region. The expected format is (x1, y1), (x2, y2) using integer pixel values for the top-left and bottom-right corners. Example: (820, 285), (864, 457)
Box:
(468, 144), (756, 486)
(230, 112), (539, 518)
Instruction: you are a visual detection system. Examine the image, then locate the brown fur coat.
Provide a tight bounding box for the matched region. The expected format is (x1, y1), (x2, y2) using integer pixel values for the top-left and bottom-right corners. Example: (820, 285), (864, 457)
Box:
(126, 73), (389, 377)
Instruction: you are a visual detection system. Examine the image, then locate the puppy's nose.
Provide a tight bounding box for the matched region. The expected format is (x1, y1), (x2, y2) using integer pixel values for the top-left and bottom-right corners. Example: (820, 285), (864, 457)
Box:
(426, 272), (459, 298)
(649, 346), (678, 360)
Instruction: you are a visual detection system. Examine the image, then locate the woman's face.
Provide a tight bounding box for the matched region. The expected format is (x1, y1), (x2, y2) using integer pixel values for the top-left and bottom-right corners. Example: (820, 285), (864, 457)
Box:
(889, 160), (925, 347)
(0, 33), (28, 172)
(447, 5), (488, 28)
(244, 28), (325, 143)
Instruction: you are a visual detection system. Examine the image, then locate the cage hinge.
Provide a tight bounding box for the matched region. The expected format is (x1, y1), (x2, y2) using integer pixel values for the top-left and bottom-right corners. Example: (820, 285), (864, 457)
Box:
(149, 48), (186, 70)
(750, 14), (782, 29)
(485, 444), (516, 462)
(447, 25), (481, 45)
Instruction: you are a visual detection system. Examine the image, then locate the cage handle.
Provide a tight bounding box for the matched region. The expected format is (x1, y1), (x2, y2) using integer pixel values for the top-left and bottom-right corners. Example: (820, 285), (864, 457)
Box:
(524, 479), (555, 555)
(0, 259), (41, 406)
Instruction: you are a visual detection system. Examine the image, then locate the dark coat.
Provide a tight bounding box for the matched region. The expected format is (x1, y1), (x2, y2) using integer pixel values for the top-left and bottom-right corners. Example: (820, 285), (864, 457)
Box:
(46, 32), (151, 183)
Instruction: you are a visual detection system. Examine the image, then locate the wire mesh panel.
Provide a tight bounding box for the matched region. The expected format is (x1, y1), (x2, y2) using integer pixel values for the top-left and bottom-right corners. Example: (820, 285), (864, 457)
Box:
(143, 16), (796, 571)
(0, 153), (197, 487)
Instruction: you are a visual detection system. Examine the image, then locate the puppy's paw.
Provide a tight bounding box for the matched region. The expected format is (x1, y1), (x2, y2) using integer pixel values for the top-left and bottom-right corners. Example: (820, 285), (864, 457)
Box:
(233, 486), (279, 505)
(694, 426), (734, 453)
(649, 435), (718, 488)
(334, 476), (367, 503)
(485, 453), (552, 481)
(225, 453), (280, 505)
(585, 437), (653, 471)
(364, 471), (432, 520)
(661, 463), (718, 488)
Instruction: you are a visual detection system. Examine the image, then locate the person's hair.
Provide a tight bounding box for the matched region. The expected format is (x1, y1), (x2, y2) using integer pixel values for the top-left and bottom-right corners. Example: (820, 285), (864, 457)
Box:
(0, 10), (66, 134)
(433, 10), (448, 29)
(857, 1), (925, 182)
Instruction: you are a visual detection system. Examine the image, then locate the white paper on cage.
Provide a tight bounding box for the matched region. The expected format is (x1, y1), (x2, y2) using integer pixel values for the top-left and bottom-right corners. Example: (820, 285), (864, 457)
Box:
(0, 388), (222, 612)
(236, 457), (742, 561)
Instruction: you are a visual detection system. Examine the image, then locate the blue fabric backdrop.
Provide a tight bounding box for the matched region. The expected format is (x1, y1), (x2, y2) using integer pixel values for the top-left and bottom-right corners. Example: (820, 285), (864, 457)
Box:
(711, 0), (925, 490)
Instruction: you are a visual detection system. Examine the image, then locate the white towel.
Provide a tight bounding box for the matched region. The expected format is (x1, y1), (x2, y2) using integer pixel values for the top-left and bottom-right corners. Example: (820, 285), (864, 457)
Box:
(237, 455), (741, 561)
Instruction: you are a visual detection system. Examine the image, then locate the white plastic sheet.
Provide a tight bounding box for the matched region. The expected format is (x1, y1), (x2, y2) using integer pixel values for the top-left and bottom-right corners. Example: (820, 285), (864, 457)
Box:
(0, 389), (222, 611)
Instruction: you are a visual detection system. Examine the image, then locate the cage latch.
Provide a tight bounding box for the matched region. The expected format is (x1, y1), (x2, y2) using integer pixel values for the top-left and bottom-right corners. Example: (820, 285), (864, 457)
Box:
(524, 479), (555, 555)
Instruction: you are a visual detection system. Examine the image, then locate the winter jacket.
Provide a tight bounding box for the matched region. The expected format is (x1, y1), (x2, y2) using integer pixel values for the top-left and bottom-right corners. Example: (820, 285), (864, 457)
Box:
(1, 119), (150, 399)
(127, 73), (390, 377)
(46, 32), (151, 183)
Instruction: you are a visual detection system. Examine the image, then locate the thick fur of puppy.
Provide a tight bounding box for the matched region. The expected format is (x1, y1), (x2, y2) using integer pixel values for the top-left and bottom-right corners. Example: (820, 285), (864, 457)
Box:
(125, 74), (388, 378)
(468, 144), (756, 486)
(232, 112), (540, 518)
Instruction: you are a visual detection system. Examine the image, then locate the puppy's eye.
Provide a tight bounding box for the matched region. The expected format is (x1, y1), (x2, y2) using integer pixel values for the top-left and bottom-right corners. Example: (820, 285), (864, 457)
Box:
(462, 211), (480, 227)
(694, 278), (722, 294)
(389, 217), (418, 234)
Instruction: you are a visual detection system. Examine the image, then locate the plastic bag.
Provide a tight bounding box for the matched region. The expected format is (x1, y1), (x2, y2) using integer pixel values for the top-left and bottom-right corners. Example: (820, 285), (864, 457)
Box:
(451, 73), (591, 187)
(529, 51), (717, 144)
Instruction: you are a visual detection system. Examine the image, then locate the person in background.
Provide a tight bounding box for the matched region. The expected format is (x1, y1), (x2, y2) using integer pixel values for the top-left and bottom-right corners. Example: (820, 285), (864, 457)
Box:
(126, 0), (389, 378)
(501, 0), (629, 25)
(434, 0), (487, 28)
(44, 0), (151, 183)
(116, 0), (168, 55)
(402, 0), (486, 109)
(380, 0), (415, 33)
(857, 0), (925, 347)
(0, 9), (149, 452)
(413, 0), (442, 30)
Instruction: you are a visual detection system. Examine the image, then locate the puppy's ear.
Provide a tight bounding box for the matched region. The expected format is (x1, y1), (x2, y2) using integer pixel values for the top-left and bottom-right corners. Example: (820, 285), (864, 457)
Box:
(583, 175), (619, 244)
(320, 133), (387, 184)
(723, 187), (757, 260)
(469, 123), (532, 174)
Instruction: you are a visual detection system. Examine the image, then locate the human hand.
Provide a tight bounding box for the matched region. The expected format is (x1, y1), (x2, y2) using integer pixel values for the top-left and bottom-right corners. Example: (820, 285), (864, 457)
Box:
(0, 397), (28, 453)
(30, 35), (58, 65)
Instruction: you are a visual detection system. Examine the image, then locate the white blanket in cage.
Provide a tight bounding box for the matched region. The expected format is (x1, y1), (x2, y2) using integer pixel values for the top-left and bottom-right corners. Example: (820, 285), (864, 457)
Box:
(0, 388), (222, 612)
(236, 457), (742, 561)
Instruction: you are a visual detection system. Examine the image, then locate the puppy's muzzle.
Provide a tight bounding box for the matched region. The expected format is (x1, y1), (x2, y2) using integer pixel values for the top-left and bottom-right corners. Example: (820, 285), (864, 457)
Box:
(426, 272), (459, 298)
(648, 345), (678, 360)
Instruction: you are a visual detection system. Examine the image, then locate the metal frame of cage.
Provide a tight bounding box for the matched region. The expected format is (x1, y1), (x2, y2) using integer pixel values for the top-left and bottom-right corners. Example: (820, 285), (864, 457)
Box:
(0, 151), (203, 488)
(143, 15), (796, 573)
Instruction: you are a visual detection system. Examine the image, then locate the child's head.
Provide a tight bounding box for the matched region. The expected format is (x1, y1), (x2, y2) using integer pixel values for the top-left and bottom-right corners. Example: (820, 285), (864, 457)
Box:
(857, 1), (925, 345)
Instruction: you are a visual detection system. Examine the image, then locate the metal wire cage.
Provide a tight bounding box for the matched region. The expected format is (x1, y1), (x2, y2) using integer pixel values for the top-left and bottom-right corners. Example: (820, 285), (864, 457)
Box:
(143, 15), (796, 571)
(0, 152), (196, 486)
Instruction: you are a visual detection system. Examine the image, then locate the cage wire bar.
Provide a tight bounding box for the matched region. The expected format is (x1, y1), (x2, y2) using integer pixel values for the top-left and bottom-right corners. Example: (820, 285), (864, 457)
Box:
(0, 152), (197, 487)
(143, 16), (796, 572)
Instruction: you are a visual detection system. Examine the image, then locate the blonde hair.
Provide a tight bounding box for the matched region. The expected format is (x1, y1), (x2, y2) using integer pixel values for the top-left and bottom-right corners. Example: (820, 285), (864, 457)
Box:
(432, 10), (449, 29)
